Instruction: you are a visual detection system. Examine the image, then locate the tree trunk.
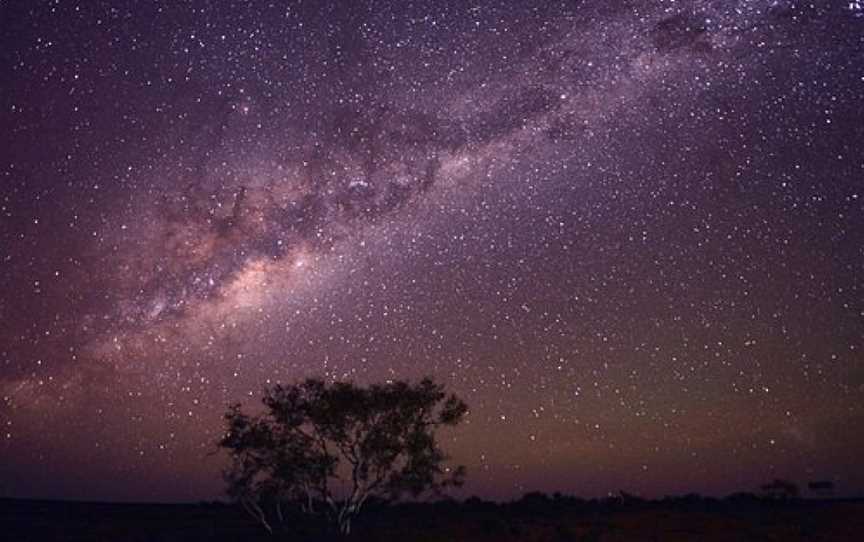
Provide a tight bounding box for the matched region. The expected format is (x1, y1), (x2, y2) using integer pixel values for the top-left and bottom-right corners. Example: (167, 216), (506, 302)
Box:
(338, 515), (352, 536)
(241, 498), (273, 534)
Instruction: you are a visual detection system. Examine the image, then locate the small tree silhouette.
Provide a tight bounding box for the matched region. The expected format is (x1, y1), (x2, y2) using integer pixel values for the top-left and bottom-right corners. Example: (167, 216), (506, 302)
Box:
(219, 377), (467, 536)
(759, 479), (800, 500)
(807, 480), (835, 497)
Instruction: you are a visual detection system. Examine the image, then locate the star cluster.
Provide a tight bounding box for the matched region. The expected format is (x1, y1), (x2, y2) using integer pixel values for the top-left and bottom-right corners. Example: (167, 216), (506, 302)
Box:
(1, 0), (863, 501)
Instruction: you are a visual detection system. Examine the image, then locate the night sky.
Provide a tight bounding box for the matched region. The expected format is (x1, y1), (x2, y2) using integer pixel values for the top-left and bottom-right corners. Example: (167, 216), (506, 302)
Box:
(1, 0), (863, 502)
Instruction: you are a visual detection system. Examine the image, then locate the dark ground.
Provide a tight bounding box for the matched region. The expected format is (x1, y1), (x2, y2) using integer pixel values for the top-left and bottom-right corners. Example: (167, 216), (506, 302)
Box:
(2, 495), (861, 541)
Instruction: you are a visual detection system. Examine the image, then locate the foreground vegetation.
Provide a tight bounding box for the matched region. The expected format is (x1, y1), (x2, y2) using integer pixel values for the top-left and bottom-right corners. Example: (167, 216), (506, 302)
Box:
(3, 494), (861, 541)
(220, 378), (467, 536)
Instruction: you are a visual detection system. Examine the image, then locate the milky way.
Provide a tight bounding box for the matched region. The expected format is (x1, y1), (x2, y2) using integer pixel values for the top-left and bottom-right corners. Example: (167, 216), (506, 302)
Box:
(1, 1), (863, 501)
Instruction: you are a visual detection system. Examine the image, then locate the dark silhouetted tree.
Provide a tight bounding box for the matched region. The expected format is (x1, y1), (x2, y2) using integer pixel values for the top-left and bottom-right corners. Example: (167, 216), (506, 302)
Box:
(759, 478), (800, 500)
(807, 480), (835, 497)
(219, 377), (468, 536)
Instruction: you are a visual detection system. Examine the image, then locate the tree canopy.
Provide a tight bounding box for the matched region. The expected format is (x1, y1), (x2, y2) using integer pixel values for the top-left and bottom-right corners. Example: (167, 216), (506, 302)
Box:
(219, 377), (468, 536)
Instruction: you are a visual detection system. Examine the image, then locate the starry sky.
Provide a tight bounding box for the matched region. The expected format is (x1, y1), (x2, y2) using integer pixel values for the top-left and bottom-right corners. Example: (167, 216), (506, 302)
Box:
(1, 0), (863, 502)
